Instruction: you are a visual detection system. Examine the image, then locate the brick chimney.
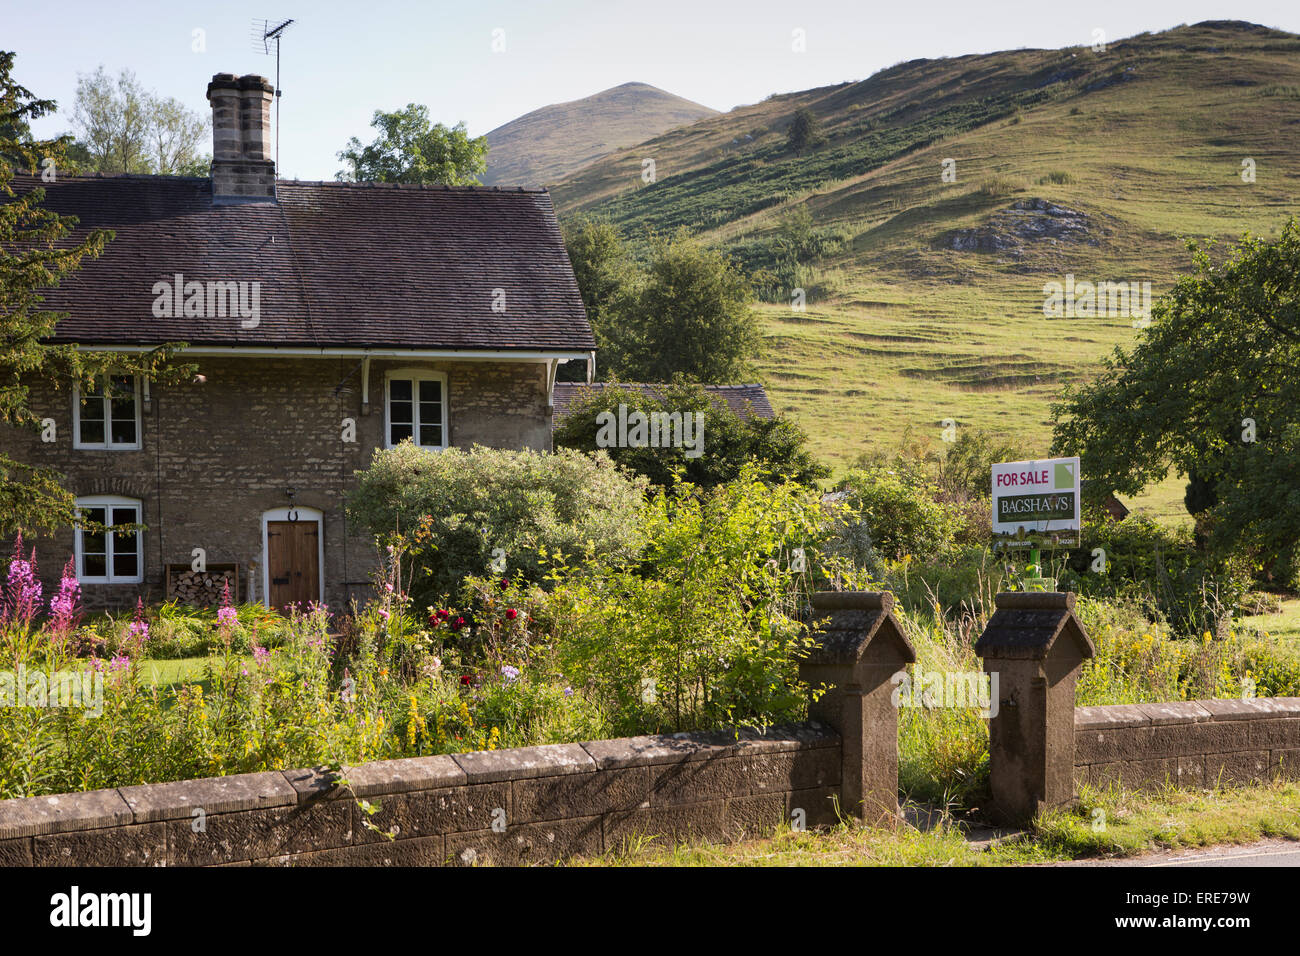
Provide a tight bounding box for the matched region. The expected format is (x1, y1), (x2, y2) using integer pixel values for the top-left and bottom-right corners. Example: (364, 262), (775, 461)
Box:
(206, 73), (276, 202)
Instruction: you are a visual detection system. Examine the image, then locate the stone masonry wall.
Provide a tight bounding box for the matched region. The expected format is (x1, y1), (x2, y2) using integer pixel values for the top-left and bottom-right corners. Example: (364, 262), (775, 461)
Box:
(1074, 698), (1300, 791)
(0, 357), (552, 610)
(0, 723), (841, 866)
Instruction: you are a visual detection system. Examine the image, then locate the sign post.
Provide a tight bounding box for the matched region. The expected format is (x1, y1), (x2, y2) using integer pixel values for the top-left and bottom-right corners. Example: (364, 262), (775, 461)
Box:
(991, 456), (1081, 591)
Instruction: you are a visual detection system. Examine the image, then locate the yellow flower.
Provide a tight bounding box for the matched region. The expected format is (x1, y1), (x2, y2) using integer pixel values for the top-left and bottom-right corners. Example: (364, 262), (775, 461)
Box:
(406, 695), (421, 748)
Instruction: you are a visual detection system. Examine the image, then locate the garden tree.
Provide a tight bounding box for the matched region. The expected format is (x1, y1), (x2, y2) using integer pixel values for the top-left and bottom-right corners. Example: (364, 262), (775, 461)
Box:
(610, 231), (763, 383)
(1, 51), (187, 536)
(553, 381), (828, 488)
(146, 95), (211, 176)
(1052, 222), (1300, 584)
(561, 217), (637, 376)
(69, 66), (210, 175)
(786, 108), (825, 153)
(564, 214), (634, 343)
(336, 104), (487, 185)
(937, 428), (1034, 501)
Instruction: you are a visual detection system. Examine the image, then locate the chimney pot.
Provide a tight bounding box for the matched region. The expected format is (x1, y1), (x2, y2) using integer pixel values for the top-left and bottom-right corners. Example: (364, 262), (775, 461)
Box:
(207, 72), (276, 202)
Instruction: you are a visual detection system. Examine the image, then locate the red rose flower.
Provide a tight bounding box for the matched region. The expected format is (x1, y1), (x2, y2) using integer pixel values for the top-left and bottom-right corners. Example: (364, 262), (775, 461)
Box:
(459, 673), (475, 687)
(499, 578), (510, 591)
(505, 608), (518, 621)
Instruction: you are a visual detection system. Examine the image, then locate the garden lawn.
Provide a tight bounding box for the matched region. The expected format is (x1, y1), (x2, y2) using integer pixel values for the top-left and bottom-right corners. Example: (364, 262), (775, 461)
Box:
(1240, 598), (1300, 649)
(140, 656), (248, 690)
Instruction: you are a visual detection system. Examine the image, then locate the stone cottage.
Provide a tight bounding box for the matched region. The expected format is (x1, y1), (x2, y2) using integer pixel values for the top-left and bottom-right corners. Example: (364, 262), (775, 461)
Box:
(1, 72), (595, 610)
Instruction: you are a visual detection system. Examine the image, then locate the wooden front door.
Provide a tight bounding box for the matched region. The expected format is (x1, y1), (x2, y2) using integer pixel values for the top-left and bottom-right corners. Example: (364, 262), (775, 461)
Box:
(267, 520), (320, 611)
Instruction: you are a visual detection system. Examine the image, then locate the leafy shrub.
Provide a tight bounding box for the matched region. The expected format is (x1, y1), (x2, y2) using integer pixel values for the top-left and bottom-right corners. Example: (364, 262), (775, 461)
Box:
(532, 467), (867, 735)
(1058, 515), (1254, 636)
(346, 444), (647, 605)
(553, 380), (828, 488)
(832, 466), (962, 565)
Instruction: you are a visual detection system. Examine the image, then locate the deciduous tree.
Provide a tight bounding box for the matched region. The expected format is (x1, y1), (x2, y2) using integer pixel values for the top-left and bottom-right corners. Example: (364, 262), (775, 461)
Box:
(1, 52), (187, 535)
(336, 104), (487, 185)
(1052, 222), (1300, 582)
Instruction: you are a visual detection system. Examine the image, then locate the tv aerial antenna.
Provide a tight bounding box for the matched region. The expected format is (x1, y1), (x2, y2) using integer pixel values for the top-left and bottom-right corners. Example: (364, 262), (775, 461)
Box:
(251, 17), (295, 171)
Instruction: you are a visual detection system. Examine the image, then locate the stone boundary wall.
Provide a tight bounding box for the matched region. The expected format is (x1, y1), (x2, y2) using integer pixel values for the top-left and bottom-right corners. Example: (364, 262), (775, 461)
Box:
(0, 723), (841, 867)
(1074, 698), (1300, 792)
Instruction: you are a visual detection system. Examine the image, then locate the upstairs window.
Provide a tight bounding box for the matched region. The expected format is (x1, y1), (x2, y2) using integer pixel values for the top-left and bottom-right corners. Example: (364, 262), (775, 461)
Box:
(75, 497), (143, 584)
(385, 371), (447, 449)
(74, 374), (140, 450)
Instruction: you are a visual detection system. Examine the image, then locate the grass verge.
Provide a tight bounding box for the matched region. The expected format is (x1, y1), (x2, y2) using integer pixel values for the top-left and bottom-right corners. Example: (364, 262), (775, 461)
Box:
(575, 780), (1300, 866)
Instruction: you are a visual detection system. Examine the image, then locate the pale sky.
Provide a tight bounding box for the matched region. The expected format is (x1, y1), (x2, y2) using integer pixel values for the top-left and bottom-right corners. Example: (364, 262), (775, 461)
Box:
(8, 0), (1299, 181)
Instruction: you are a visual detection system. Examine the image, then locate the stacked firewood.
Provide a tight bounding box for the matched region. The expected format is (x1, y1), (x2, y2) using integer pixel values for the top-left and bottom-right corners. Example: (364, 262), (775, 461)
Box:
(168, 568), (237, 606)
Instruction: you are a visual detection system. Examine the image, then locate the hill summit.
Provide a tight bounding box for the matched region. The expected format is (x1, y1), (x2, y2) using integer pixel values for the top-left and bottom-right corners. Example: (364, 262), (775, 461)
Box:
(482, 81), (718, 187)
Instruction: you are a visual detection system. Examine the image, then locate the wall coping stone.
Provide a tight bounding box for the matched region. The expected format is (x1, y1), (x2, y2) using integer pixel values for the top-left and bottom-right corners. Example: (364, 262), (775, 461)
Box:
(1201, 697), (1300, 720)
(580, 723), (837, 770)
(0, 788), (133, 839)
(119, 770), (296, 822)
(281, 767), (338, 804)
(1138, 701), (1213, 725)
(1076, 698), (1300, 734)
(733, 722), (839, 753)
(452, 743), (595, 783)
(1075, 703), (1151, 730)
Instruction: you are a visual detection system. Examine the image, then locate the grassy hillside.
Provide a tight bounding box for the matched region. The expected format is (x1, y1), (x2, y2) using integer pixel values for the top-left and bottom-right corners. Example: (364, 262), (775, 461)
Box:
(483, 82), (718, 187)
(551, 21), (1300, 520)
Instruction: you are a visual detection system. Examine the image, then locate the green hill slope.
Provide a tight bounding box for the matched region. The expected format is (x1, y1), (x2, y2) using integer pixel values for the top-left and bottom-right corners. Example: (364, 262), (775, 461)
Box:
(551, 20), (1300, 508)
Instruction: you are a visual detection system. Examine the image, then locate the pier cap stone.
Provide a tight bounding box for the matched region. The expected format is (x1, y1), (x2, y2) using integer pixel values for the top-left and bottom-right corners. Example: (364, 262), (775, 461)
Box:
(974, 591), (1095, 661)
(802, 591), (915, 672)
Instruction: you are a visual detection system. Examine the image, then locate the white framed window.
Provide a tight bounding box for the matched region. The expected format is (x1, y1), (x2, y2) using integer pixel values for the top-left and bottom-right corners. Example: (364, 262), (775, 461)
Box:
(74, 496), (144, 584)
(384, 370), (448, 449)
(74, 374), (141, 450)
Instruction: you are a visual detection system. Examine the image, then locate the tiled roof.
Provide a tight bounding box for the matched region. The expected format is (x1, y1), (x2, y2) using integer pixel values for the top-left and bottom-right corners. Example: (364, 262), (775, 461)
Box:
(552, 382), (775, 422)
(12, 175), (595, 352)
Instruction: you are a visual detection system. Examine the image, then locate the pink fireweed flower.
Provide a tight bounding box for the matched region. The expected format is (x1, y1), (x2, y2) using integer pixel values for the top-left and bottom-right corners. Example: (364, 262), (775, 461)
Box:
(127, 597), (150, 645)
(216, 579), (237, 627)
(48, 557), (83, 637)
(2, 534), (42, 627)
(253, 645), (270, 663)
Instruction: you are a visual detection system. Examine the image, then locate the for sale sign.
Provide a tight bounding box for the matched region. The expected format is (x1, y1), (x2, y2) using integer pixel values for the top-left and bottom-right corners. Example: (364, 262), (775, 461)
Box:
(991, 456), (1080, 548)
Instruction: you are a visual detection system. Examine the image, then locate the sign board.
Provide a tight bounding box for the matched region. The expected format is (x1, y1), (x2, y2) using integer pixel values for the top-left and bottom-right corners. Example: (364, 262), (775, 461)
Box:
(991, 456), (1080, 548)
